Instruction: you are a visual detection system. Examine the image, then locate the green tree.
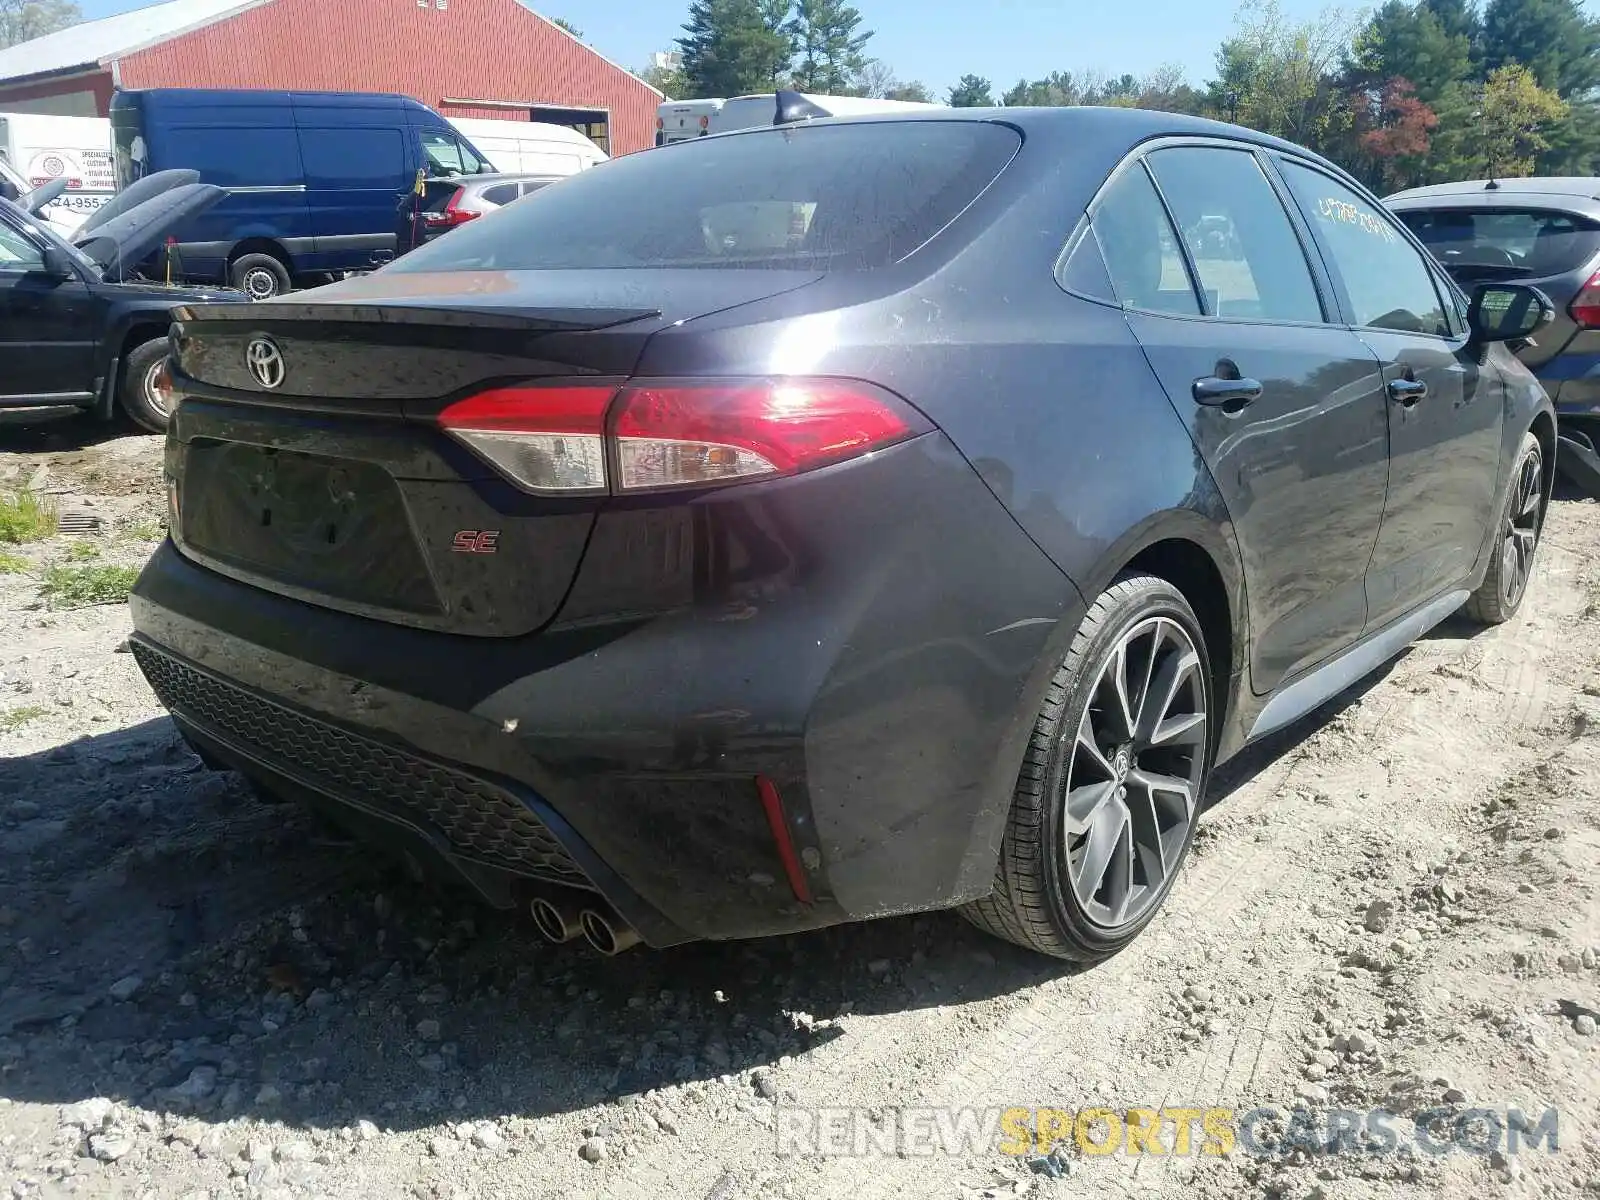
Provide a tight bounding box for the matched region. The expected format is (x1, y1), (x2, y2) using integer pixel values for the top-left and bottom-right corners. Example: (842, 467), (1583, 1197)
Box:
(1421, 0), (1481, 48)
(1465, 62), (1569, 175)
(639, 62), (690, 98)
(677, 0), (794, 97)
(0, 0), (79, 47)
(947, 74), (994, 107)
(788, 0), (872, 93)
(550, 16), (582, 38)
(1002, 72), (1079, 106)
(845, 59), (933, 101)
(1483, 0), (1600, 97)
(1347, 0), (1471, 103)
(1538, 99), (1600, 174)
(1205, 0), (1357, 152)
(1135, 64), (1207, 114)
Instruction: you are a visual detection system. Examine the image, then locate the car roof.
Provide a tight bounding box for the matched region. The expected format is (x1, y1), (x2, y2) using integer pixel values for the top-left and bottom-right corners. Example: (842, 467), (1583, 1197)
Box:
(1387, 177), (1600, 202)
(1385, 177), (1600, 221)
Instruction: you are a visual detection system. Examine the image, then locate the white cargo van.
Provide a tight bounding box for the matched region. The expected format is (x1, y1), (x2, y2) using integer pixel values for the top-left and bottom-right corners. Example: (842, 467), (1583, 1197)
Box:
(444, 117), (605, 176)
(0, 112), (115, 233)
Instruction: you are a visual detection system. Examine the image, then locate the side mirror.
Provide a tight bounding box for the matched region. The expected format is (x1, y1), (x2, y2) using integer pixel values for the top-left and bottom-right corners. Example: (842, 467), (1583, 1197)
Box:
(39, 244), (75, 279)
(1468, 282), (1553, 343)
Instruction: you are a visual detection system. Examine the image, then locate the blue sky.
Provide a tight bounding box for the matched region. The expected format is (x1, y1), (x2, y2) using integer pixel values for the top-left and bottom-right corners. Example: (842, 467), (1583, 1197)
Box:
(80, 0), (1337, 98)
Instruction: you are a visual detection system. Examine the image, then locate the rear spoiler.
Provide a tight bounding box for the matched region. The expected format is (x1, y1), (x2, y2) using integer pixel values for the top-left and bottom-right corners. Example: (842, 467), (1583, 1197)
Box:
(171, 298), (662, 333)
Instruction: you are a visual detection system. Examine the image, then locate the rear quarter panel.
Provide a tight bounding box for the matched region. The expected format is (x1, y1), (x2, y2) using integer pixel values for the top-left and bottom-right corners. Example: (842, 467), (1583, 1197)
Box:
(631, 126), (1251, 863)
(638, 126), (1249, 688)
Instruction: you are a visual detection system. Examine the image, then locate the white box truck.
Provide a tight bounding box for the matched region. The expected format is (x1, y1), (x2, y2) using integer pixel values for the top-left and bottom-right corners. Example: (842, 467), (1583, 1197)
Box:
(0, 112), (116, 234)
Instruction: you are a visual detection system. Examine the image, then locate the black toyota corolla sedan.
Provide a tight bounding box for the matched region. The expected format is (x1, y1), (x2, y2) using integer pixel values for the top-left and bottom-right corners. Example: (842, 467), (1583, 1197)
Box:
(131, 103), (1555, 963)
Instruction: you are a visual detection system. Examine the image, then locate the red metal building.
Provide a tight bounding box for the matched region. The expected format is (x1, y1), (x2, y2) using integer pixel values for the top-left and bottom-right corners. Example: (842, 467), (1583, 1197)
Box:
(0, 0), (661, 155)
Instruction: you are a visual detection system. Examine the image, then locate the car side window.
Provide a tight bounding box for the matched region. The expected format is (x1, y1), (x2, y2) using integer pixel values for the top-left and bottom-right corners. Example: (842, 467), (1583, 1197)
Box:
(1279, 161), (1450, 337)
(1088, 162), (1200, 316)
(422, 131), (468, 177)
(0, 220), (43, 271)
(480, 183), (520, 206)
(1144, 146), (1323, 324)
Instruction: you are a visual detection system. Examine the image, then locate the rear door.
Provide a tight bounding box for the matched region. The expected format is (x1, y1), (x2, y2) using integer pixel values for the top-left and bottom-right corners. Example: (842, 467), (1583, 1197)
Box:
(1094, 141), (1391, 694)
(1278, 161), (1504, 627)
(0, 208), (96, 402)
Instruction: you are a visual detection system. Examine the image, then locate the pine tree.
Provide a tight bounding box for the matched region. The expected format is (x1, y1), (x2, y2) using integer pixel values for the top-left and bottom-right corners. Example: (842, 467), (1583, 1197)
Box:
(678, 0), (795, 98)
(1483, 0), (1600, 97)
(948, 75), (995, 107)
(787, 0), (872, 94)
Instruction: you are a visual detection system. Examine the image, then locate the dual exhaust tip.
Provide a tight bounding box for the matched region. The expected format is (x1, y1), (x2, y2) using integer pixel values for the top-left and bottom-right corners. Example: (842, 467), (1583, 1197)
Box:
(530, 895), (641, 956)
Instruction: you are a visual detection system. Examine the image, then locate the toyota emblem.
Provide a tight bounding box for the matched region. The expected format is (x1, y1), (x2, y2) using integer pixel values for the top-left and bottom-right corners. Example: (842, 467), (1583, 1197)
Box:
(245, 335), (285, 389)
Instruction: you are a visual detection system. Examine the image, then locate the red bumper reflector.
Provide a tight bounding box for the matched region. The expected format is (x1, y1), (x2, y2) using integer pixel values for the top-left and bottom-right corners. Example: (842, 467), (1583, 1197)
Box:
(756, 775), (813, 905)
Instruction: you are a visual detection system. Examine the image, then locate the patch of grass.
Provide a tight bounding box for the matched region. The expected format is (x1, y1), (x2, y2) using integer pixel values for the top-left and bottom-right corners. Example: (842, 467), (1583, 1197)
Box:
(123, 519), (164, 542)
(39, 563), (139, 608)
(65, 540), (100, 561)
(0, 491), (58, 544)
(0, 705), (49, 732)
(0, 551), (27, 574)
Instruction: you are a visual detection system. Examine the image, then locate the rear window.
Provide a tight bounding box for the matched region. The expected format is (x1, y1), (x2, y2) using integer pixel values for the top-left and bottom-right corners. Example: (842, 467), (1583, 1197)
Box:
(387, 120), (1020, 272)
(1396, 206), (1600, 278)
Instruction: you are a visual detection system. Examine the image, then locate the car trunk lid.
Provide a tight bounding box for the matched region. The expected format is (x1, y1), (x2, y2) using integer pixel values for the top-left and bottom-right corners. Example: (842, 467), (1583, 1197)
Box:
(168, 268), (823, 636)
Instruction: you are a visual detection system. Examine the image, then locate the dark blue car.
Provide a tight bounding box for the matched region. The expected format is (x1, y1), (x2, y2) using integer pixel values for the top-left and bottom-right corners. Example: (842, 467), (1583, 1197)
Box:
(111, 87), (495, 299)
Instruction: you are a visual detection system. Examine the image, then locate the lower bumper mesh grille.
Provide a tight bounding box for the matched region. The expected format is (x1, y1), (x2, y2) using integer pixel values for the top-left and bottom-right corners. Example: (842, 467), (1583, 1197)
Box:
(130, 642), (588, 886)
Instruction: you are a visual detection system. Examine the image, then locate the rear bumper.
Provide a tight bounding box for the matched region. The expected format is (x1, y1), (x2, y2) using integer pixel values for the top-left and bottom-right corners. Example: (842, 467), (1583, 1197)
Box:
(129, 434), (1082, 944)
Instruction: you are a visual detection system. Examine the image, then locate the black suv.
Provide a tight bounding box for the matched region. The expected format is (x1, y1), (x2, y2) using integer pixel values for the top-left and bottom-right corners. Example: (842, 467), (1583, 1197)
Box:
(1388, 178), (1600, 492)
(0, 179), (244, 432)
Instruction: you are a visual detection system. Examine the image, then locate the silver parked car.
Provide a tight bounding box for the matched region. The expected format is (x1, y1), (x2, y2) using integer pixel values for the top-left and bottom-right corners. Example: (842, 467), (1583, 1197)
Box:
(403, 172), (565, 249)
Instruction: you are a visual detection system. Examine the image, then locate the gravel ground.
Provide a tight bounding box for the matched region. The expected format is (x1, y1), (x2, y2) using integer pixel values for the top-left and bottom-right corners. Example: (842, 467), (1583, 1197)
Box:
(3, 421), (1600, 1200)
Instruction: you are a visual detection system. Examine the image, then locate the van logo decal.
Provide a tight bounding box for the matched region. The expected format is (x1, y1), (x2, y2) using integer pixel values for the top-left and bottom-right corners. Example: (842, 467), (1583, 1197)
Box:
(245, 335), (285, 389)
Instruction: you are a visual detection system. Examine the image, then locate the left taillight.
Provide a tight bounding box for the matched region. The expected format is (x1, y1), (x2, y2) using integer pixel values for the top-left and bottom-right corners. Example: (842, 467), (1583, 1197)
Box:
(438, 385), (614, 494)
(1571, 269), (1600, 328)
(436, 377), (929, 496)
(422, 189), (479, 229)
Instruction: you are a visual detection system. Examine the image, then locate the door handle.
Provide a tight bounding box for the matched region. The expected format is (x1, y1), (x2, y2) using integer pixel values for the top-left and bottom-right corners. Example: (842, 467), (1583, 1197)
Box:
(1387, 377), (1427, 406)
(1191, 376), (1263, 409)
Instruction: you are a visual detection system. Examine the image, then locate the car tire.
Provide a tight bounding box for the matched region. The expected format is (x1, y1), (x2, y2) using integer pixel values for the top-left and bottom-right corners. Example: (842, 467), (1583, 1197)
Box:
(1465, 431), (1545, 626)
(119, 338), (173, 434)
(229, 252), (291, 301)
(960, 573), (1214, 963)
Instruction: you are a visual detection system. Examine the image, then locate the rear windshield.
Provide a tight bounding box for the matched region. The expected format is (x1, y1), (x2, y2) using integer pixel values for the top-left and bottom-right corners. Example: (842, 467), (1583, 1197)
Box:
(387, 120), (1020, 272)
(1396, 206), (1600, 278)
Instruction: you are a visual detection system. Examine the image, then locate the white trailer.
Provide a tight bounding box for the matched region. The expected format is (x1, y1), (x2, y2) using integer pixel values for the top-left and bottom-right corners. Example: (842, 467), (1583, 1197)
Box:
(0, 112), (115, 234)
(655, 98), (725, 145)
(709, 92), (945, 136)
